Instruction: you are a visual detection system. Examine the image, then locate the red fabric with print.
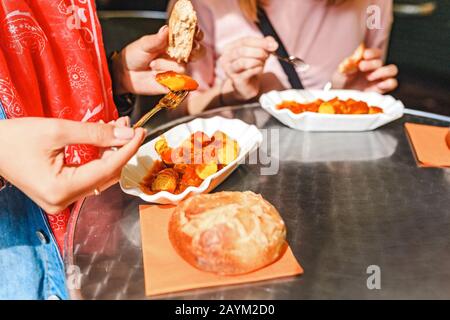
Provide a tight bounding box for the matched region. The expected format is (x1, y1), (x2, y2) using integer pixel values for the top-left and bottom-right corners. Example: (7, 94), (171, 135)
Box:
(0, 0), (118, 252)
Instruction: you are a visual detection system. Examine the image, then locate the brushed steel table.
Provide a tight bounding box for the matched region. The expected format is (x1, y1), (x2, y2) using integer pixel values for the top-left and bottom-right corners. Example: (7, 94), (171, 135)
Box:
(65, 105), (450, 300)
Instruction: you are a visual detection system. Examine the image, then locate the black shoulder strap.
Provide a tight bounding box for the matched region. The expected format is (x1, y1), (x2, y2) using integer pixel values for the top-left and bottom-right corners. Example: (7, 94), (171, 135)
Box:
(256, 7), (304, 89)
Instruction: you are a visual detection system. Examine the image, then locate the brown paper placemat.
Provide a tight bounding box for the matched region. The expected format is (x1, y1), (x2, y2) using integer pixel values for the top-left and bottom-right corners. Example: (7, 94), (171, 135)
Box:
(405, 123), (450, 167)
(140, 205), (303, 297)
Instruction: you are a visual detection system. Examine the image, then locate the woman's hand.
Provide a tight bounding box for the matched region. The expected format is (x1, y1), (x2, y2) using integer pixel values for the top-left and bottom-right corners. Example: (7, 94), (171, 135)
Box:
(0, 117), (146, 214)
(112, 26), (204, 96)
(219, 36), (278, 102)
(333, 48), (399, 94)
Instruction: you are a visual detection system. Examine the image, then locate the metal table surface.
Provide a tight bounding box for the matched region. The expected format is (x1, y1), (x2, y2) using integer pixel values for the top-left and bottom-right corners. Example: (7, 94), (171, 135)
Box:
(66, 105), (450, 300)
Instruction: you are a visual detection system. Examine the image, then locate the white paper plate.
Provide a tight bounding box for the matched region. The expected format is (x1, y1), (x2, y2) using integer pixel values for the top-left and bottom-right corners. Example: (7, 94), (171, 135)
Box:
(120, 116), (263, 204)
(259, 89), (404, 132)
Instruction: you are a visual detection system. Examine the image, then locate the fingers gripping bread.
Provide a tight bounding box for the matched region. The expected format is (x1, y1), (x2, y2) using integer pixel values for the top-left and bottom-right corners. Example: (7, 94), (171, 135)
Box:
(338, 43), (365, 74)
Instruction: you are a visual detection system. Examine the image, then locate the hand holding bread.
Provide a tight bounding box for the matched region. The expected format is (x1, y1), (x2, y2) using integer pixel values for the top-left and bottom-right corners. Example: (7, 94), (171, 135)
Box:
(338, 43), (366, 75)
(110, 0), (204, 96)
(111, 26), (186, 95)
(334, 43), (399, 94)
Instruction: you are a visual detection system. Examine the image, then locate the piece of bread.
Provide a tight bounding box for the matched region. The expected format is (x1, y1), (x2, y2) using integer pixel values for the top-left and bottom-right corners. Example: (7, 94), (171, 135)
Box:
(167, 0), (197, 63)
(169, 191), (287, 275)
(338, 43), (365, 74)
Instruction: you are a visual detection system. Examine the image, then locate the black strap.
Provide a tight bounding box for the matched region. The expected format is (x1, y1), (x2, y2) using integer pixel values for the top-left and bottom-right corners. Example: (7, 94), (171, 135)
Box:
(256, 7), (304, 89)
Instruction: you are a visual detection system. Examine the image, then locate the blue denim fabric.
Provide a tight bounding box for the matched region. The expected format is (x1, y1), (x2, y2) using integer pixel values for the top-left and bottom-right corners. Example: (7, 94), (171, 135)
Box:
(0, 102), (68, 300)
(0, 102), (6, 119)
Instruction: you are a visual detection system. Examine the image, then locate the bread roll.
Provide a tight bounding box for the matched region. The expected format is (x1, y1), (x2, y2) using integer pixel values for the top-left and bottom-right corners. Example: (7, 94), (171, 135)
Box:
(167, 0), (197, 63)
(338, 43), (365, 74)
(169, 191), (287, 275)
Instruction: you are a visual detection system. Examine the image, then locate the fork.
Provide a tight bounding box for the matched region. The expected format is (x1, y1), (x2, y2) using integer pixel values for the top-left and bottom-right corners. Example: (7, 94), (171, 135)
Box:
(272, 53), (310, 72)
(133, 90), (188, 128)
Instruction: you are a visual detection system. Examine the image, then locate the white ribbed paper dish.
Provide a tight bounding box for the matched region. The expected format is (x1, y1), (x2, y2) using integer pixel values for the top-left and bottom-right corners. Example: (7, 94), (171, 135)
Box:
(120, 116), (263, 204)
(259, 89), (404, 132)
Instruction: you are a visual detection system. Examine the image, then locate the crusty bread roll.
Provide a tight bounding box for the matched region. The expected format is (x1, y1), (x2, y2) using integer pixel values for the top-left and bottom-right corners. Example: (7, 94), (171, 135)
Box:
(338, 43), (365, 74)
(167, 0), (197, 63)
(169, 191), (287, 275)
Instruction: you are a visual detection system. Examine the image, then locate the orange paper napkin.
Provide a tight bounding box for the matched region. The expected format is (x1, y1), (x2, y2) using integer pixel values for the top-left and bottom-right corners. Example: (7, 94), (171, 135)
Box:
(139, 205), (303, 297)
(405, 123), (450, 168)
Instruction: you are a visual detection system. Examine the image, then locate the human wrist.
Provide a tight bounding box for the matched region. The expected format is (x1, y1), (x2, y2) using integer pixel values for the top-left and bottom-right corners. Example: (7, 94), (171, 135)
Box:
(219, 79), (246, 106)
(109, 51), (136, 115)
(110, 50), (128, 95)
(218, 80), (230, 106)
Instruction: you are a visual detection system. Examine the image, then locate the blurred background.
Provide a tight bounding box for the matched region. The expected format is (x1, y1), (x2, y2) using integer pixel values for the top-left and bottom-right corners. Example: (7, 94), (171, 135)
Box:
(95, 0), (450, 116)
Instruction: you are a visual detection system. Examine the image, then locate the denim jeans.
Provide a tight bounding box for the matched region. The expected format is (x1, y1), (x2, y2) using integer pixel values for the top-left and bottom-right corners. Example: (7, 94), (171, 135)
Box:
(0, 102), (68, 299)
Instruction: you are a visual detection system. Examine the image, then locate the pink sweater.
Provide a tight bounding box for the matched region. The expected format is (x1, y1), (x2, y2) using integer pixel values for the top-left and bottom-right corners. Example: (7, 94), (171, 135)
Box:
(187, 0), (393, 94)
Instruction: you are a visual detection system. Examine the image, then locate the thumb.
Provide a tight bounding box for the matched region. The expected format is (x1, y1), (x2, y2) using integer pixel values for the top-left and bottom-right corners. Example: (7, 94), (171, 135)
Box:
(64, 128), (147, 198)
(139, 25), (169, 58)
(57, 120), (137, 148)
(331, 70), (354, 90)
(264, 36), (279, 52)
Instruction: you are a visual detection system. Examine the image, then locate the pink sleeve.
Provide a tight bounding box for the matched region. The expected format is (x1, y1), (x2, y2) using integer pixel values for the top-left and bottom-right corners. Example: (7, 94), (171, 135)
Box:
(187, 0), (217, 94)
(365, 0), (394, 61)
